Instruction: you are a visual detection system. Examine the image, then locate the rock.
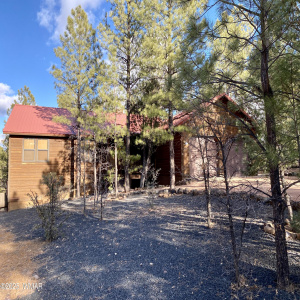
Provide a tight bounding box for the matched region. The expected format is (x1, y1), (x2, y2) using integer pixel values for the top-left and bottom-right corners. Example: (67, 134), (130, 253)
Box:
(169, 189), (176, 194)
(191, 189), (199, 196)
(158, 190), (169, 198)
(286, 230), (297, 240)
(177, 188), (183, 194)
(265, 221), (274, 228)
(193, 190), (200, 196)
(264, 225), (275, 235)
(183, 189), (188, 194)
(264, 221), (299, 240)
(162, 190), (169, 198)
(187, 189), (194, 195)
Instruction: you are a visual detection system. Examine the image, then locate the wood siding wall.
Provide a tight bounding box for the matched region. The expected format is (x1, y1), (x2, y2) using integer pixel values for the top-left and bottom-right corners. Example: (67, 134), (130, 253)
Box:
(155, 133), (182, 185)
(8, 136), (74, 210)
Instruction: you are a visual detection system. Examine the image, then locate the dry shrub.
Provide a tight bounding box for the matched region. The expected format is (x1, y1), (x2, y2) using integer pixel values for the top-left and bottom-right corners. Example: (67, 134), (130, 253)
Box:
(28, 172), (68, 242)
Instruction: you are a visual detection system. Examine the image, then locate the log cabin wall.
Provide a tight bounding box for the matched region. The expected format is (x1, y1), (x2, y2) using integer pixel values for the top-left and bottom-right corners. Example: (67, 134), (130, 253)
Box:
(180, 107), (247, 181)
(155, 133), (182, 185)
(225, 139), (247, 177)
(181, 132), (190, 179)
(187, 137), (218, 179)
(8, 135), (74, 210)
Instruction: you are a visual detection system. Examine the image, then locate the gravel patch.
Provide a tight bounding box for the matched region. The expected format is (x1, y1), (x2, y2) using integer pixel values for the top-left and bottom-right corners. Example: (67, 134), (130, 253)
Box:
(1, 193), (300, 299)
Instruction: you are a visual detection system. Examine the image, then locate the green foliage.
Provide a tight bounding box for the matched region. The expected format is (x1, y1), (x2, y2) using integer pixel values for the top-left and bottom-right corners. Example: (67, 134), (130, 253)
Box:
(0, 145), (7, 192)
(52, 5), (105, 198)
(114, 142), (141, 174)
(29, 173), (68, 242)
(6, 85), (36, 117)
(180, 0), (299, 286)
(244, 136), (268, 175)
(52, 5), (102, 120)
(291, 211), (300, 233)
(99, 0), (151, 190)
(106, 169), (123, 192)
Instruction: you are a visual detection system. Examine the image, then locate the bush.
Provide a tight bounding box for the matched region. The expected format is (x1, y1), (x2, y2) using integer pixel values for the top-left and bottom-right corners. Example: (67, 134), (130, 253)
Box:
(145, 166), (160, 208)
(29, 172), (68, 242)
(291, 211), (300, 233)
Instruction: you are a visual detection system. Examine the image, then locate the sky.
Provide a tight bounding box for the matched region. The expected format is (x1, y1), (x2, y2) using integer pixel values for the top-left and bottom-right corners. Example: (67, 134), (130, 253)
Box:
(0, 0), (109, 141)
(0, 0), (218, 142)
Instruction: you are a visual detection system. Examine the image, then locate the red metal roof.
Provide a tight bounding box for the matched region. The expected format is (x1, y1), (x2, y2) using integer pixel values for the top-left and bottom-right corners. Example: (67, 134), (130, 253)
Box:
(166, 93), (254, 128)
(3, 104), (142, 136)
(3, 105), (76, 136)
(3, 94), (253, 137)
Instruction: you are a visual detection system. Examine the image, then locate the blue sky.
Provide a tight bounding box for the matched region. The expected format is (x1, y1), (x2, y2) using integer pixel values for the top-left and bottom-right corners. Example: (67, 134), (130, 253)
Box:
(0, 0), (108, 140)
(0, 0), (217, 142)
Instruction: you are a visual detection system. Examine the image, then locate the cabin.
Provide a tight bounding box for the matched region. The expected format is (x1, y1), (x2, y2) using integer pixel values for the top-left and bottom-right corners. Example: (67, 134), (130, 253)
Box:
(154, 93), (254, 184)
(3, 93), (253, 210)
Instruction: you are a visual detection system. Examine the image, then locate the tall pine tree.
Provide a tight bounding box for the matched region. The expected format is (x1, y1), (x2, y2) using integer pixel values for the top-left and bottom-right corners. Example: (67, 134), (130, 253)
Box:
(52, 6), (102, 198)
(147, 0), (203, 189)
(99, 0), (150, 192)
(180, 0), (300, 288)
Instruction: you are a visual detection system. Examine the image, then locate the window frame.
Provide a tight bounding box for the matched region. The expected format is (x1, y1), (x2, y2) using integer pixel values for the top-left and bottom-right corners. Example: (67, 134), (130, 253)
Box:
(23, 138), (49, 162)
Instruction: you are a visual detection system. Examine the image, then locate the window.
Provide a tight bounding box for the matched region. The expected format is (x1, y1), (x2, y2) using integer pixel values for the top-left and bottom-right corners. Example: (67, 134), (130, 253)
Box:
(23, 139), (35, 161)
(23, 138), (49, 162)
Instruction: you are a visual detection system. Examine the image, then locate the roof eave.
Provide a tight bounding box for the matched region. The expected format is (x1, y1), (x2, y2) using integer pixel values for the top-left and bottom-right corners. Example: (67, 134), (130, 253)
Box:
(4, 132), (72, 137)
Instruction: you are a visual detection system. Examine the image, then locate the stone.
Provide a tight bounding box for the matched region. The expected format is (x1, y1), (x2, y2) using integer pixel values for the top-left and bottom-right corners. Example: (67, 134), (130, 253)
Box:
(264, 225), (275, 235)
(193, 190), (200, 196)
(177, 188), (183, 194)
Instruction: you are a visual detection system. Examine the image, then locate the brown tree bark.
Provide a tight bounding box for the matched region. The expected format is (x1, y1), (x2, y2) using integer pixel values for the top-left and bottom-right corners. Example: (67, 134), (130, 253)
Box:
(260, 4), (289, 287)
(76, 126), (81, 198)
(169, 105), (175, 189)
(140, 143), (152, 188)
(115, 142), (118, 197)
(93, 139), (98, 209)
(124, 3), (132, 193)
(125, 113), (130, 192)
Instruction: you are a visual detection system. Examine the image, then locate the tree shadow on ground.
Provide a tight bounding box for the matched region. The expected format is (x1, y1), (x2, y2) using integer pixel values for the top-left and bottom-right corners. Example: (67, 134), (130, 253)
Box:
(1, 194), (300, 299)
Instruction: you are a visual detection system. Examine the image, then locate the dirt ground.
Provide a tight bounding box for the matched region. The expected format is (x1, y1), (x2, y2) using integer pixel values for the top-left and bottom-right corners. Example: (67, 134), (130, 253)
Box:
(0, 226), (45, 300)
(179, 176), (300, 202)
(0, 175), (299, 299)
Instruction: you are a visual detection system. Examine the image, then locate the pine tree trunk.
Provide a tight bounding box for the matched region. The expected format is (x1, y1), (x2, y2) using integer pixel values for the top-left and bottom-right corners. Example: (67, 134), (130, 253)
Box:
(140, 143), (152, 188)
(125, 114), (130, 192)
(169, 106), (175, 189)
(115, 142), (118, 197)
(280, 169), (293, 221)
(83, 139), (86, 215)
(77, 126), (81, 198)
(260, 5), (289, 287)
(140, 146), (147, 188)
(222, 146), (241, 286)
(98, 149), (103, 220)
(124, 4), (132, 193)
(93, 139), (97, 209)
(204, 140), (212, 228)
